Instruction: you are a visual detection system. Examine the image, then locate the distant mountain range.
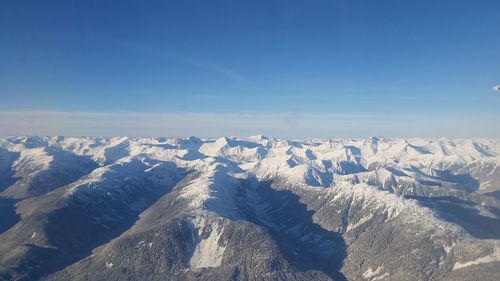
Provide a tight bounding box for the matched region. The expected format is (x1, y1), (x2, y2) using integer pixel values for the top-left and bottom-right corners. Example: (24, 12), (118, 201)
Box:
(1, 136), (500, 281)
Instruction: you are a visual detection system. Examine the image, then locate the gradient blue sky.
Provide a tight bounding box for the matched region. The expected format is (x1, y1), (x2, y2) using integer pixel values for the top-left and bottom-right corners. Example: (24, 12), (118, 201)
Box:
(1, 0), (499, 137)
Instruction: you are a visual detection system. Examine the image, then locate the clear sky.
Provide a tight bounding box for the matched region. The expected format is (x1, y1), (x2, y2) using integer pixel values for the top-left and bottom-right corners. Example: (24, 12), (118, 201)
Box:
(1, 0), (499, 137)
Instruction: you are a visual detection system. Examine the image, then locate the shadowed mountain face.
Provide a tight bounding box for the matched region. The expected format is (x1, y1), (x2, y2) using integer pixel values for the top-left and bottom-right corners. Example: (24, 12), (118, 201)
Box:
(1, 136), (500, 281)
(245, 181), (347, 281)
(0, 198), (19, 234)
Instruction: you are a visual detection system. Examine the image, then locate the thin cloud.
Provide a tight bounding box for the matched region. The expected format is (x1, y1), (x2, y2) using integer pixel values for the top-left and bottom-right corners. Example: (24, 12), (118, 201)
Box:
(183, 59), (248, 82)
(0, 111), (499, 138)
(116, 39), (248, 82)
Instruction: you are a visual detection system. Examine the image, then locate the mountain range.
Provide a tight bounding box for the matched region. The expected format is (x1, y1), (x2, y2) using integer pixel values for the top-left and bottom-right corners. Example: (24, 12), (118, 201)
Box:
(1, 136), (500, 281)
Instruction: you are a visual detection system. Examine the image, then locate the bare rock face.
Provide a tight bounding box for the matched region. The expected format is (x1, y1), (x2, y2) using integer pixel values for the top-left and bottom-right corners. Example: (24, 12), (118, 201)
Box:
(1, 136), (500, 281)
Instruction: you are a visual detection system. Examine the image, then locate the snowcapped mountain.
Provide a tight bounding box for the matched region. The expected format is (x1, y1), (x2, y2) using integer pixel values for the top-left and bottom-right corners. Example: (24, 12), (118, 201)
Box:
(1, 136), (500, 281)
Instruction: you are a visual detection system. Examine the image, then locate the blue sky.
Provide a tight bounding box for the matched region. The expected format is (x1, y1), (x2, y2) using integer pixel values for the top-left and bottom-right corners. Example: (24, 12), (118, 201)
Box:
(1, 0), (499, 137)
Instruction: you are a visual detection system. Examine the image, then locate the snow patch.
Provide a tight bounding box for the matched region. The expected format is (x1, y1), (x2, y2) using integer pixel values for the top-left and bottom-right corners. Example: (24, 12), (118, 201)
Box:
(453, 247), (500, 270)
(189, 217), (227, 269)
(363, 266), (389, 280)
